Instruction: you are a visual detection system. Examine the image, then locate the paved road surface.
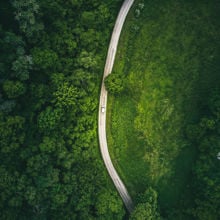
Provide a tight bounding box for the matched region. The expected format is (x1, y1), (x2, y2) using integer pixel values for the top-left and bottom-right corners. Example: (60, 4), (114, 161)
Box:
(98, 0), (135, 213)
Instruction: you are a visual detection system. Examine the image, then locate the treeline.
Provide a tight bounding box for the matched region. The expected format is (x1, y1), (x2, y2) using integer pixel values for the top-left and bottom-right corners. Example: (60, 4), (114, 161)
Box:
(0, 0), (126, 219)
(188, 88), (220, 219)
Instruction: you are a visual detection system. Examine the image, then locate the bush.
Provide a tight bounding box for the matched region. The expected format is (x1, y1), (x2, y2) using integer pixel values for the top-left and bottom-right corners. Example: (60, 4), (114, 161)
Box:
(104, 72), (124, 94)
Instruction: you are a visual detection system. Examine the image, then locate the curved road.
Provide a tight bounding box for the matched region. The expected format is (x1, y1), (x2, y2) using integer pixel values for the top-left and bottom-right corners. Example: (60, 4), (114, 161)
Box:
(98, 0), (135, 213)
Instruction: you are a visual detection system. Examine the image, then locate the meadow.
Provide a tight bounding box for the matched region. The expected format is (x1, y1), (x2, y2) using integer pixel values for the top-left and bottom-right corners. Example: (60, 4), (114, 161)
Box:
(107, 0), (220, 218)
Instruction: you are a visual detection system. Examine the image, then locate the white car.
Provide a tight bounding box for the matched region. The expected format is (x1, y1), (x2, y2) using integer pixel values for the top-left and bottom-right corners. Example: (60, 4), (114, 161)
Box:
(217, 152), (220, 160)
(101, 107), (105, 113)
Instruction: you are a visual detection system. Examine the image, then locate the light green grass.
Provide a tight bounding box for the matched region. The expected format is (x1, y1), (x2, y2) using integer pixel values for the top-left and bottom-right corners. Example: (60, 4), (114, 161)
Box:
(107, 0), (220, 218)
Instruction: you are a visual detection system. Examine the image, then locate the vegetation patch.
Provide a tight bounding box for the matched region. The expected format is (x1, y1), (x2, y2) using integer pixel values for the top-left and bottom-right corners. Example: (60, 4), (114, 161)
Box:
(0, 0), (127, 219)
(107, 0), (220, 219)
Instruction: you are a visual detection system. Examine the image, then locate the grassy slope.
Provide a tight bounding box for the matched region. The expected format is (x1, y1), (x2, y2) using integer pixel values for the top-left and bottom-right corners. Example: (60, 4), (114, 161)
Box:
(107, 0), (220, 218)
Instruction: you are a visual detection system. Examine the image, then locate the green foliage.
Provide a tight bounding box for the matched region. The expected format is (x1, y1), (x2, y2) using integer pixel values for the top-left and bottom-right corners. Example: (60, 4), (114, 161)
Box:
(11, 0), (44, 38)
(32, 48), (59, 71)
(137, 187), (157, 205)
(12, 54), (33, 80)
(107, 0), (220, 219)
(105, 72), (124, 94)
(188, 90), (220, 220)
(95, 190), (125, 218)
(38, 107), (63, 132)
(0, 100), (16, 113)
(53, 82), (78, 109)
(0, 115), (25, 153)
(130, 188), (160, 220)
(77, 50), (98, 70)
(3, 80), (26, 98)
(0, 0), (125, 219)
(130, 203), (160, 220)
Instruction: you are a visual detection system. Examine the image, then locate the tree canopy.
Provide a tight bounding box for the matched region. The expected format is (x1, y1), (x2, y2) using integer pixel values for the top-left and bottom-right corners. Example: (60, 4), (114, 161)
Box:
(0, 0), (125, 219)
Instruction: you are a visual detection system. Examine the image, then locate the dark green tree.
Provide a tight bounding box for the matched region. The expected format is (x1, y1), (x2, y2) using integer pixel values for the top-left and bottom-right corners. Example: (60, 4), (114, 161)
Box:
(130, 188), (161, 220)
(3, 80), (26, 98)
(11, 0), (44, 38)
(104, 72), (124, 94)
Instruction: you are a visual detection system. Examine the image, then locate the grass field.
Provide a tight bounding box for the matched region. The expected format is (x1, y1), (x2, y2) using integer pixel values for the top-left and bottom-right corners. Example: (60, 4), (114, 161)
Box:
(107, 0), (220, 218)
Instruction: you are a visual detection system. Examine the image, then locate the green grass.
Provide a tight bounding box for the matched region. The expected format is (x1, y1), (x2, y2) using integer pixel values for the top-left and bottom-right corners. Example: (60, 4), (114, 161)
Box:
(107, 0), (220, 218)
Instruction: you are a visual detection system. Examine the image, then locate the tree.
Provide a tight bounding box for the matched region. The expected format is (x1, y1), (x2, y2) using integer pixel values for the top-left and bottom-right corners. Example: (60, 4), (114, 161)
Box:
(130, 188), (161, 220)
(95, 189), (125, 219)
(81, 11), (96, 28)
(0, 115), (25, 153)
(189, 90), (220, 220)
(53, 82), (78, 110)
(11, 0), (44, 38)
(0, 100), (16, 113)
(39, 136), (56, 153)
(137, 187), (158, 205)
(104, 72), (124, 94)
(12, 54), (33, 81)
(38, 106), (63, 132)
(32, 48), (59, 71)
(3, 80), (26, 98)
(130, 203), (158, 220)
(77, 50), (98, 70)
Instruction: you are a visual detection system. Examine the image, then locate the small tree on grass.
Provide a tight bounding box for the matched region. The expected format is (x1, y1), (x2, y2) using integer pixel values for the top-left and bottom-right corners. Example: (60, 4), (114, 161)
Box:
(130, 188), (161, 220)
(104, 72), (124, 95)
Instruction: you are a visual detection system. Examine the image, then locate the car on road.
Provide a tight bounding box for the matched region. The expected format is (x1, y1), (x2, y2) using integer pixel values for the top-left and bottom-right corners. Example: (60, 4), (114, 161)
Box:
(101, 107), (105, 113)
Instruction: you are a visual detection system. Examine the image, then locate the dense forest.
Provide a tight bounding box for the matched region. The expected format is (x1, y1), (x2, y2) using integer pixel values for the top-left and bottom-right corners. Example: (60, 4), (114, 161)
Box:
(1, 0), (220, 219)
(107, 0), (220, 219)
(0, 0), (128, 219)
